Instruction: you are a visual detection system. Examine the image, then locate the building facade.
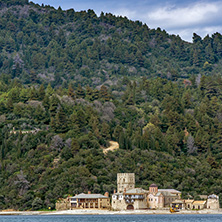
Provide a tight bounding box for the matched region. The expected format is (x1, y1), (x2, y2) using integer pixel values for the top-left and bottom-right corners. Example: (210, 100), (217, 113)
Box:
(112, 174), (182, 210)
(147, 184), (181, 209)
(56, 192), (110, 210)
(181, 194), (219, 210)
(192, 200), (206, 210)
(70, 193), (110, 209)
(206, 194), (220, 210)
(112, 173), (149, 210)
(112, 188), (149, 210)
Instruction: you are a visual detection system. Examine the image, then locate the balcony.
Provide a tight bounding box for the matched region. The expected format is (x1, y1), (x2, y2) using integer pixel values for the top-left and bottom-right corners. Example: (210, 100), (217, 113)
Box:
(70, 198), (77, 203)
(124, 195), (144, 200)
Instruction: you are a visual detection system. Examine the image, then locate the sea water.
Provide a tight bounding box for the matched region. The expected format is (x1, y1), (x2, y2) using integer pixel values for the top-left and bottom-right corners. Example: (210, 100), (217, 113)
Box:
(0, 215), (221, 222)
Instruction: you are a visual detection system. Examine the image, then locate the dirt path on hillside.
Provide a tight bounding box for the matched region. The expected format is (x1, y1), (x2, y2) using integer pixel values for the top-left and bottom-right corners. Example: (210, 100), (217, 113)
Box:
(103, 141), (119, 154)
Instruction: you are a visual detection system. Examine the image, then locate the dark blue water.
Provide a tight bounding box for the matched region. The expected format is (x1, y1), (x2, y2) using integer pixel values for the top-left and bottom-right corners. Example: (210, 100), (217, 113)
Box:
(0, 215), (221, 222)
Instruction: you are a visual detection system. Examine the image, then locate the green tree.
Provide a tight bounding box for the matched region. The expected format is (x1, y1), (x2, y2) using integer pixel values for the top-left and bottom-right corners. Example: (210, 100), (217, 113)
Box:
(76, 84), (85, 99)
(71, 138), (80, 155)
(32, 197), (43, 210)
(53, 106), (68, 133)
(49, 95), (60, 117)
(38, 84), (45, 101)
(100, 85), (110, 101)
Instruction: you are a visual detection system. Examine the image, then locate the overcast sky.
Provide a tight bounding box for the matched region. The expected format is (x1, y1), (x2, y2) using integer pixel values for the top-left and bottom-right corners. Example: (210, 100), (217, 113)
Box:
(32, 0), (222, 42)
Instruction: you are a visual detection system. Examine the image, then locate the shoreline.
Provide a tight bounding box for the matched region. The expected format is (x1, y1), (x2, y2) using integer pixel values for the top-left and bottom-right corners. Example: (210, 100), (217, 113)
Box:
(1, 209), (222, 216)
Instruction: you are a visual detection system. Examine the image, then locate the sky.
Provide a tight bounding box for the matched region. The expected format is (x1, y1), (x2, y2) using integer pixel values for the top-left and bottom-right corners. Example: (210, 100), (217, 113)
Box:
(32, 0), (222, 42)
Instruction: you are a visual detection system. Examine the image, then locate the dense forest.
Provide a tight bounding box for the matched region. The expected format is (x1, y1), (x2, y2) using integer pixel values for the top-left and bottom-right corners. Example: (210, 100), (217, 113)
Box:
(1, 0), (222, 210)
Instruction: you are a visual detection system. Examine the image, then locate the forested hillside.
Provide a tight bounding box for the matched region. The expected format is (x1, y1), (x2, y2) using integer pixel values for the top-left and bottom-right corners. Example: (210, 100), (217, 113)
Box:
(1, 0), (222, 87)
(1, 0), (222, 211)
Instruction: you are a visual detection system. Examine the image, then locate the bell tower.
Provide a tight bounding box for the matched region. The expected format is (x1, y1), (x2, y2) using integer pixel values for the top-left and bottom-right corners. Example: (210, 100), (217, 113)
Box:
(149, 184), (158, 195)
(117, 173), (135, 193)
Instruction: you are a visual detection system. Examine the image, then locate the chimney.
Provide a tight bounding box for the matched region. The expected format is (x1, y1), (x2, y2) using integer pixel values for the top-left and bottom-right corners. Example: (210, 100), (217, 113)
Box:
(88, 191), (91, 194)
(114, 189), (116, 194)
(104, 192), (109, 197)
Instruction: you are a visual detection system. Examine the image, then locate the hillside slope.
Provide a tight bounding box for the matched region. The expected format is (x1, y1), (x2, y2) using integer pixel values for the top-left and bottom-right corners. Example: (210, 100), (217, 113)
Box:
(0, 0), (222, 211)
(0, 0), (222, 88)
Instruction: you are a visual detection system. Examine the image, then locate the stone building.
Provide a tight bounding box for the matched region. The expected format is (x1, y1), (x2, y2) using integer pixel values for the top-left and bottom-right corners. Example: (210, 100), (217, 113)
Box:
(171, 199), (185, 210)
(171, 194), (220, 210)
(56, 192), (110, 210)
(206, 194), (220, 210)
(148, 192), (164, 209)
(147, 184), (181, 209)
(70, 192), (110, 209)
(112, 173), (149, 210)
(112, 174), (182, 210)
(192, 200), (207, 210)
(183, 194), (219, 210)
(184, 199), (194, 209)
(112, 188), (149, 210)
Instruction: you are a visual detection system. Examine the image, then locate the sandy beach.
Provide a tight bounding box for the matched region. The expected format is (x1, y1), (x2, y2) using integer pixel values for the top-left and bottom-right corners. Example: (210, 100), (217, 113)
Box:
(1, 209), (222, 216)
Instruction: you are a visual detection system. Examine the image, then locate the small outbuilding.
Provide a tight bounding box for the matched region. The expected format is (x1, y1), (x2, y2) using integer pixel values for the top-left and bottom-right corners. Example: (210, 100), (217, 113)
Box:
(171, 199), (185, 210)
(192, 200), (206, 210)
(184, 199), (194, 209)
(207, 194), (219, 210)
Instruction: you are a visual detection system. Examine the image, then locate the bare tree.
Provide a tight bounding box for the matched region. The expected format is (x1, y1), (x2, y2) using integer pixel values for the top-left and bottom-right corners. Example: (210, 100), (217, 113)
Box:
(196, 74), (201, 87)
(187, 135), (197, 155)
(14, 171), (30, 196)
(65, 138), (72, 148)
(216, 111), (222, 123)
(13, 53), (24, 69)
(50, 135), (64, 151)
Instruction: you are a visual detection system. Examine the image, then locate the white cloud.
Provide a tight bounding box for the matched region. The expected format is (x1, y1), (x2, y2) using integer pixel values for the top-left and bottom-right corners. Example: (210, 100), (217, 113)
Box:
(33, 0), (222, 42)
(145, 2), (221, 29)
(111, 1), (222, 42)
(168, 26), (222, 42)
(112, 8), (137, 19)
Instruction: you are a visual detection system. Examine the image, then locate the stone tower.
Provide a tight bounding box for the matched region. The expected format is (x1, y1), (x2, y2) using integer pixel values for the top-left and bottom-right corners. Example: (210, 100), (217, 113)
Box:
(117, 173), (135, 193)
(207, 194), (219, 209)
